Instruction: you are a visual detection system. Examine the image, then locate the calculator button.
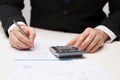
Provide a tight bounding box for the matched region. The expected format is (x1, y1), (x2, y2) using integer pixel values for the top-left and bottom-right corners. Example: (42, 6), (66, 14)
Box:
(51, 47), (60, 53)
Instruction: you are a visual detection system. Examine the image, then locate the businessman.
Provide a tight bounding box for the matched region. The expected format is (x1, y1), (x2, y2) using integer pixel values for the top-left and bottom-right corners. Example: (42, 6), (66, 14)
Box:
(0, 0), (120, 53)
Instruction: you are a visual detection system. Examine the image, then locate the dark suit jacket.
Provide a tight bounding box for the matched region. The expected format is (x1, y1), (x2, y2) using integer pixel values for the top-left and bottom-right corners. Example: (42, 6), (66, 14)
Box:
(0, 0), (120, 40)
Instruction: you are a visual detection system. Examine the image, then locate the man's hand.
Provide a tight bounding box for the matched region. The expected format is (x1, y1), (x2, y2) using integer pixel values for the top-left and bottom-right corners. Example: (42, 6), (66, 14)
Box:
(9, 25), (36, 50)
(67, 27), (109, 53)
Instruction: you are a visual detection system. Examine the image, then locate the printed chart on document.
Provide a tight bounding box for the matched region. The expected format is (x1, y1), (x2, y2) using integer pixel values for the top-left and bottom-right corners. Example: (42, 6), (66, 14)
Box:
(8, 40), (111, 80)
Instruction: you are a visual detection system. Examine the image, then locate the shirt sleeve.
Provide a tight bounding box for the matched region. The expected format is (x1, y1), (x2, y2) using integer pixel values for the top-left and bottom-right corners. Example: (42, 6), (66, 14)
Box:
(95, 25), (117, 42)
(8, 21), (26, 34)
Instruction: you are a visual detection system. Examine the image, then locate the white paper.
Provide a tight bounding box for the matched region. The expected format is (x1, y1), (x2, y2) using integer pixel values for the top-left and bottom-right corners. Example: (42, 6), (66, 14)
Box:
(9, 40), (111, 80)
(8, 60), (111, 80)
(13, 40), (67, 61)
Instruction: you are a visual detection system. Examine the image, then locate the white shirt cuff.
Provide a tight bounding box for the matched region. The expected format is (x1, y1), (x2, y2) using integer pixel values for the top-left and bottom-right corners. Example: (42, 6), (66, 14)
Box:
(8, 21), (26, 34)
(95, 25), (117, 42)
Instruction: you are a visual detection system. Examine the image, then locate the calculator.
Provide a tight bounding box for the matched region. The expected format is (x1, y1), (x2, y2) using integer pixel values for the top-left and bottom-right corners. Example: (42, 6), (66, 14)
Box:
(49, 46), (85, 58)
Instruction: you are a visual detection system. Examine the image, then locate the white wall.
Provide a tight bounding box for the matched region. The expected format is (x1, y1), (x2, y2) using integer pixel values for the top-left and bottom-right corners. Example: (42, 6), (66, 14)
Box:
(22, 0), (31, 24)
(22, 1), (110, 25)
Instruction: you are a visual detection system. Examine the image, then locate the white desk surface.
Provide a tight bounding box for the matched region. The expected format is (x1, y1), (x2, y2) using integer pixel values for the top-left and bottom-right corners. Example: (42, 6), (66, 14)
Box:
(0, 26), (120, 80)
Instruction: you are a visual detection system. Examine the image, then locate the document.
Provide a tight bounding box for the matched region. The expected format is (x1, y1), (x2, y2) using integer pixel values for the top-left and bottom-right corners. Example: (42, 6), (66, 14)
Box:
(13, 40), (67, 61)
(9, 40), (111, 80)
(8, 60), (111, 80)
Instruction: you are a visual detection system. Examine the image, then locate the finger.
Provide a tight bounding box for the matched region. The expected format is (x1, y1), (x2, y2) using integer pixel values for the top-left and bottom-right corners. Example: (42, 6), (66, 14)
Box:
(14, 28), (33, 47)
(9, 32), (30, 49)
(29, 27), (36, 42)
(67, 35), (79, 46)
(74, 32), (89, 48)
(9, 32), (19, 49)
(12, 29), (32, 49)
(10, 40), (23, 49)
(85, 36), (100, 53)
(90, 40), (104, 53)
(79, 32), (96, 51)
(22, 27), (36, 46)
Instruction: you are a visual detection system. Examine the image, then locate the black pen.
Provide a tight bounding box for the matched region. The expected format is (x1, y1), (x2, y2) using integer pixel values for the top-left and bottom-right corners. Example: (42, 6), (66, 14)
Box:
(13, 20), (28, 38)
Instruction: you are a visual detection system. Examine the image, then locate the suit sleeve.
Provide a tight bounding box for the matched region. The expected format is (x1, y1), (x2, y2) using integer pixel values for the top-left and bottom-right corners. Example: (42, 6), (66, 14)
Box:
(100, 0), (120, 40)
(0, 0), (26, 36)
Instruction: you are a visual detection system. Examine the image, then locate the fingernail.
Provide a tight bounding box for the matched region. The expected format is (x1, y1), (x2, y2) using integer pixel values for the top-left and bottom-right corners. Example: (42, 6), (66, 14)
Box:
(74, 44), (78, 48)
(90, 50), (93, 53)
(86, 50), (89, 53)
(80, 46), (84, 51)
(79, 47), (82, 51)
(66, 43), (70, 46)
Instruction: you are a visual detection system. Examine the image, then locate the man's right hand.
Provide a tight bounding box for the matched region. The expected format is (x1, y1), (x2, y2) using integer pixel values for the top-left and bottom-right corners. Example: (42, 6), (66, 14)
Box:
(9, 25), (36, 50)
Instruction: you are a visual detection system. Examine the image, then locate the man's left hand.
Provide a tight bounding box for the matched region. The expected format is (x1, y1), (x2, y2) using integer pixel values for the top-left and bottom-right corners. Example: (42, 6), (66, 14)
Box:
(67, 27), (109, 53)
